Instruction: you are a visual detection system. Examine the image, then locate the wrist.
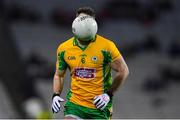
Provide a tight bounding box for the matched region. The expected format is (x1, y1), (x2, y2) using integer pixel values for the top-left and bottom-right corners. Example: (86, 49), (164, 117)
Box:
(52, 93), (60, 99)
(106, 90), (113, 98)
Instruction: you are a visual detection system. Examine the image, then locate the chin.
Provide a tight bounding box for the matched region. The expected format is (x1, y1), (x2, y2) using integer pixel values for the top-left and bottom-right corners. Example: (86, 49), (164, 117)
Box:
(78, 36), (94, 42)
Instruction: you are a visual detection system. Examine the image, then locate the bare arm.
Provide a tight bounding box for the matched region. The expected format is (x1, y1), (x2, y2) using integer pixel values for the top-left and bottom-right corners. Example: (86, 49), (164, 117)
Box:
(53, 69), (66, 94)
(108, 57), (129, 95)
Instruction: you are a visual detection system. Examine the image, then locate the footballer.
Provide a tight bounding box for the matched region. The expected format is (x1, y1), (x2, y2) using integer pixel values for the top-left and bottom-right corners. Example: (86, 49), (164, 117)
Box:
(51, 6), (129, 119)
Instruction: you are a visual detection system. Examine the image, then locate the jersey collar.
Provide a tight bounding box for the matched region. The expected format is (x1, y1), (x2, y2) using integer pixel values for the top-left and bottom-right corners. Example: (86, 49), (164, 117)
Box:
(73, 35), (97, 46)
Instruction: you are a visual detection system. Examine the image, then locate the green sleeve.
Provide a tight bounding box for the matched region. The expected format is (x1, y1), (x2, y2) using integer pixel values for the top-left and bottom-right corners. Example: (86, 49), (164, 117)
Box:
(57, 51), (67, 70)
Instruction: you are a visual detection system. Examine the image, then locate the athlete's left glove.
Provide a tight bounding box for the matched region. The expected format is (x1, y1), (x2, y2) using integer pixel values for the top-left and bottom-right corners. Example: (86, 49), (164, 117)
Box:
(52, 93), (64, 113)
(93, 93), (110, 110)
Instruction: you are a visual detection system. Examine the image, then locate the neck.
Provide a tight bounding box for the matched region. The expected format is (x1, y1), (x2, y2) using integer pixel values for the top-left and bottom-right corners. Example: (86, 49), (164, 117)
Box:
(77, 39), (91, 46)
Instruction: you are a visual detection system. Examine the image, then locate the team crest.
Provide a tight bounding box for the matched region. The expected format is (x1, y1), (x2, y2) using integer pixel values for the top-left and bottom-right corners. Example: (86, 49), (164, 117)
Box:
(91, 56), (98, 63)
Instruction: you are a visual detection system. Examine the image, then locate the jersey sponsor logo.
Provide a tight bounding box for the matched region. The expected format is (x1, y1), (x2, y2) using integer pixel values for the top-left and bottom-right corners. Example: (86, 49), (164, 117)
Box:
(74, 68), (96, 79)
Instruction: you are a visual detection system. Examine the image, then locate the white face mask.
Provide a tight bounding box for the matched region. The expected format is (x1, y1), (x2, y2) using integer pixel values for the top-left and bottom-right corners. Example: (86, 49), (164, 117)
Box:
(72, 15), (98, 42)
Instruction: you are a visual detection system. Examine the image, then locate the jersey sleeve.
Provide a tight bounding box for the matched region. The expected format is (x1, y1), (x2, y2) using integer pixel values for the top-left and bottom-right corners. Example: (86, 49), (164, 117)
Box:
(56, 45), (68, 71)
(109, 41), (122, 62)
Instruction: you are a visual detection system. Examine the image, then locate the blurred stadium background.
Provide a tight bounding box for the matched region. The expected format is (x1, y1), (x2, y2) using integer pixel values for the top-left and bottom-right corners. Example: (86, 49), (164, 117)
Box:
(0, 0), (180, 119)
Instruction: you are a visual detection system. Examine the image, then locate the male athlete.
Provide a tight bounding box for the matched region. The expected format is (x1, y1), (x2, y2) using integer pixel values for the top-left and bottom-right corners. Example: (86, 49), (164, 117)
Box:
(51, 7), (129, 119)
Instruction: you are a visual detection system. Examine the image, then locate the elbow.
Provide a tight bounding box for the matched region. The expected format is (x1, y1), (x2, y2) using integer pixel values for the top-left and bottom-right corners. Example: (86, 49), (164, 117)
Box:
(125, 66), (129, 78)
(119, 66), (129, 80)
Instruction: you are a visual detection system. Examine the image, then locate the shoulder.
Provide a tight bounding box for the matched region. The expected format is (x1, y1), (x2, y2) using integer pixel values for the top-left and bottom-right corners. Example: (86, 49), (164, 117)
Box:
(57, 37), (74, 52)
(96, 34), (117, 47)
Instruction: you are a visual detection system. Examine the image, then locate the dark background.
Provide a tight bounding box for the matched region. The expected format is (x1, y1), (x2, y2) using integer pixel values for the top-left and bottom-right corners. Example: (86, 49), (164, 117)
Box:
(0, 0), (180, 119)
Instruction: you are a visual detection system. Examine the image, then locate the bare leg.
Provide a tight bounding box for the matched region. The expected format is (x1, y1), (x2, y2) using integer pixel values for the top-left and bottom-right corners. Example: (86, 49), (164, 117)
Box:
(64, 116), (77, 120)
(64, 115), (82, 120)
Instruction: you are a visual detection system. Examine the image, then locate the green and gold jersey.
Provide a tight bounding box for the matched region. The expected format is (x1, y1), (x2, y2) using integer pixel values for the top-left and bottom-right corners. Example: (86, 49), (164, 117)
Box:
(56, 34), (121, 109)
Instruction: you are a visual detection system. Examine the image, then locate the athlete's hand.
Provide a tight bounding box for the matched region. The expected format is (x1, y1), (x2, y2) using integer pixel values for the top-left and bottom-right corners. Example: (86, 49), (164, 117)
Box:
(93, 93), (110, 110)
(52, 94), (64, 113)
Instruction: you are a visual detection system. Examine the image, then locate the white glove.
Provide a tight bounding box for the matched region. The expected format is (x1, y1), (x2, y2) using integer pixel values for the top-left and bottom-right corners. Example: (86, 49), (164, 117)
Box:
(52, 95), (64, 113)
(93, 93), (110, 110)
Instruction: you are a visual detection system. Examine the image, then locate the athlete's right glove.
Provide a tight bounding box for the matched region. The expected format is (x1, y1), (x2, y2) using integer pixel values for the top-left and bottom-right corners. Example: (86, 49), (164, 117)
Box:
(51, 93), (64, 113)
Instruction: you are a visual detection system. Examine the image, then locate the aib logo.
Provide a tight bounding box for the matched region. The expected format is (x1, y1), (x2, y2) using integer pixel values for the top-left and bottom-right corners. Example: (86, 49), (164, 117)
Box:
(68, 56), (76, 60)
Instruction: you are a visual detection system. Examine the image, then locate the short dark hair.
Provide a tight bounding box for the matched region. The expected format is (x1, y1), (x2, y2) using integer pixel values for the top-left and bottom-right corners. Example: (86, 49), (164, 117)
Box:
(76, 6), (95, 18)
